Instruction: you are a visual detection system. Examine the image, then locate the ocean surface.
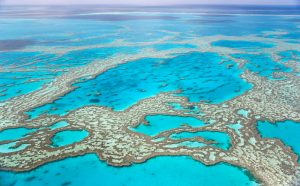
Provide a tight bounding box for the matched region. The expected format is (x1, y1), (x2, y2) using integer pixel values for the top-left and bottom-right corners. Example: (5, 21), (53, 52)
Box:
(0, 5), (299, 186)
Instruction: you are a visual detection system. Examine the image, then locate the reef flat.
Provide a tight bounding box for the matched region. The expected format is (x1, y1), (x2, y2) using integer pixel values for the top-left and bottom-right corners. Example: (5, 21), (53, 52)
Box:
(0, 5), (300, 186)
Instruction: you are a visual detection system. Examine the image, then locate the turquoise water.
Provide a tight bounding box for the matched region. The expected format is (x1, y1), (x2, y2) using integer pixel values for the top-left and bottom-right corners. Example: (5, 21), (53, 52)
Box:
(0, 46), (143, 102)
(0, 154), (258, 186)
(0, 127), (36, 141)
(0, 52), (60, 101)
(227, 123), (243, 136)
(237, 109), (250, 118)
(60, 46), (142, 65)
(0, 52), (52, 67)
(212, 40), (274, 51)
(50, 130), (89, 147)
(0, 121), (69, 142)
(0, 142), (30, 153)
(130, 115), (230, 150)
(1, 9), (299, 102)
(257, 120), (300, 162)
(27, 52), (251, 118)
(153, 43), (197, 51)
(232, 53), (291, 78)
(1, 5), (300, 185)
(130, 115), (206, 136)
(278, 50), (300, 63)
(170, 131), (231, 150)
(164, 141), (207, 148)
(0, 70), (59, 102)
(168, 103), (202, 115)
(48, 121), (69, 130)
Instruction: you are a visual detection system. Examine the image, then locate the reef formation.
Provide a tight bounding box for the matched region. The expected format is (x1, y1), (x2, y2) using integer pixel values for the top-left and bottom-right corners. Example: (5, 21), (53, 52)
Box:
(0, 33), (300, 186)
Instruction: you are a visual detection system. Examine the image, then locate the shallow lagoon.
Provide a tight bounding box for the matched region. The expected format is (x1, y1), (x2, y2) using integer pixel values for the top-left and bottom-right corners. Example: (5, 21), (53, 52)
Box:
(0, 70), (59, 102)
(0, 127), (36, 141)
(170, 131), (231, 150)
(0, 121), (69, 142)
(232, 53), (291, 78)
(27, 52), (251, 118)
(0, 154), (258, 186)
(131, 115), (230, 150)
(257, 120), (300, 162)
(0, 142), (30, 153)
(131, 115), (206, 136)
(0, 46), (142, 102)
(50, 130), (89, 147)
(278, 50), (300, 63)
